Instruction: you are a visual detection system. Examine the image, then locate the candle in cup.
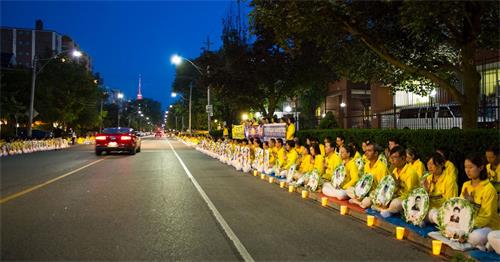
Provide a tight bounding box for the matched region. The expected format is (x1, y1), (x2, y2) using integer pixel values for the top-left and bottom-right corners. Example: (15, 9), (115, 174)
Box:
(268, 177), (274, 183)
(288, 185), (294, 193)
(396, 227), (405, 240)
(432, 240), (442, 255)
(340, 205), (348, 215)
(321, 197), (328, 206)
(260, 173), (265, 180)
(367, 215), (375, 226)
(253, 170), (258, 176)
(280, 181), (286, 188)
(301, 190), (308, 198)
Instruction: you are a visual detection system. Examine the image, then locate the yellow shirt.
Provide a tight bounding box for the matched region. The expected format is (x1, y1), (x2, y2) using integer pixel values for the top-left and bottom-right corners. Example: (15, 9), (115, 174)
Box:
(268, 148), (275, 166)
(426, 173), (458, 209)
(277, 147), (286, 168)
(342, 159), (360, 190)
(487, 163), (500, 181)
(299, 154), (313, 173)
(313, 154), (325, 175)
(286, 123), (295, 141)
(284, 149), (298, 170)
(393, 164), (419, 199)
(460, 180), (500, 230)
(444, 160), (458, 181)
(295, 146), (306, 156)
(411, 159), (426, 179)
(319, 144), (326, 156)
(223, 128), (229, 136)
(364, 159), (389, 190)
(354, 151), (361, 160)
(362, 154), (368, 164)
(324, 152), (342, 181)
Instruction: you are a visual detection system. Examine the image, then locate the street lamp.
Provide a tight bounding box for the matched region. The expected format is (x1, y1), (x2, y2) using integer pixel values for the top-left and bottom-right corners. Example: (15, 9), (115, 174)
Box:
(170, 54), (212, 132)
(117, 92), (124, 127)
(171, 85), (193, 134)
(28, 49), (83, 138)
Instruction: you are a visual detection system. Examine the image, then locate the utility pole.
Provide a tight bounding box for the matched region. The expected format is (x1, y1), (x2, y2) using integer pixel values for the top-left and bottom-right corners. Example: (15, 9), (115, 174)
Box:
(28, 55), (38, 138)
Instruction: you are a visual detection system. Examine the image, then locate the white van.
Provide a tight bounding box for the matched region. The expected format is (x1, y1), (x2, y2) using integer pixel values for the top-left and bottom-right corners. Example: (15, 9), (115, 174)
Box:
(394, 104), (495, 129)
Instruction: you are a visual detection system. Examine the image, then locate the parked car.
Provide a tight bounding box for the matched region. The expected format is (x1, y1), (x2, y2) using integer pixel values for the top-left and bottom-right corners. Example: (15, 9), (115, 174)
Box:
(95, 127), (141, 155)
(390, 104), (496, 129)
(17, 129), (53, 139)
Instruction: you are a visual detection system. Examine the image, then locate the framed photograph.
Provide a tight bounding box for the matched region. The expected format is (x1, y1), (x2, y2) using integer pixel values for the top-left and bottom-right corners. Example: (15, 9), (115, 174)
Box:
(437, 197), (476, 243)
(332, 165), (346, 189)
(402, 188), (430, 227)
(354, 173), (374, 199)
(373, 175), (396, 208)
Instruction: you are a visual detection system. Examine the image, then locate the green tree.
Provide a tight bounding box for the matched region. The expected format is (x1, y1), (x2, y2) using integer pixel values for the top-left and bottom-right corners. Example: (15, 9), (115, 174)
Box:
(251, 0), (500, 128)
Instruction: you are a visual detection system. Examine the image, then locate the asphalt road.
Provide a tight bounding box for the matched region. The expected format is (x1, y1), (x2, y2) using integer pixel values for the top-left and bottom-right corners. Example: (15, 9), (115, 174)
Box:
(1, 138), (438, 261)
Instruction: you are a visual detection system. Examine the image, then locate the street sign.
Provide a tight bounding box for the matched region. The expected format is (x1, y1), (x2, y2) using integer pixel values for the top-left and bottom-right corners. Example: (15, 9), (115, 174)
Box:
(206, 105), (213, 113)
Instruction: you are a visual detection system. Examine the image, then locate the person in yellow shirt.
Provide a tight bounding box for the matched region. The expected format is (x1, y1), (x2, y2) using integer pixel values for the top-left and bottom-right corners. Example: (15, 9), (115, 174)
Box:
(348, 142), (389, 208)
(275, 138), (286, 170)
(310, 137), (325, 156)
(279, 140), (299, 178)
(264, 139), (277, 175)
(335, 135), (345, 155)
(322, 140), (342, 181)
(485, 146), (500, 192)
(424, 153), (458, 224)
(223, 125), (229, 138)
(379, 146), (419, 218)
(406, 147), (426, 178)
(294, 147), (313, 180)
(437, 148), (458, 181)
(286, 117), (296, 141)
(303, 143), (325, 185)
(460, 153), (500, 249)
(322, 144), (360, 200)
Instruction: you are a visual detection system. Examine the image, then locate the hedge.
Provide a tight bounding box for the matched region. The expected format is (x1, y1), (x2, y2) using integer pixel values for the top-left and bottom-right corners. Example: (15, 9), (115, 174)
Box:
(297, 129), (500, 187)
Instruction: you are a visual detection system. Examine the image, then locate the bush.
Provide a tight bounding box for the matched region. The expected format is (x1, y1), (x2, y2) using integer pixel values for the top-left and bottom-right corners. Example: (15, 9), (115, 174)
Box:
(318, 111), (340, 129)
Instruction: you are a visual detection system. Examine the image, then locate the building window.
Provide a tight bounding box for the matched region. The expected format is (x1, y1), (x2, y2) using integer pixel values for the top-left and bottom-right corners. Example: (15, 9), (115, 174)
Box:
(481, 68), (499, 96)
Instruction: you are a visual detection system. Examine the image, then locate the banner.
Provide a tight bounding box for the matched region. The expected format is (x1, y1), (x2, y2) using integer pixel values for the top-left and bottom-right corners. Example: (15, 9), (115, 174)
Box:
(263, 123), (286, 140)
(232, 125), (245, 139)
(245, 125), (264, 139)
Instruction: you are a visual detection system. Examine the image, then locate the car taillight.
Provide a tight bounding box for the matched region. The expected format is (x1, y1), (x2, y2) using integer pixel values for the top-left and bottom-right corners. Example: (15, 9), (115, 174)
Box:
(96, 136), (107, 140)
(121, 135), (132, 140)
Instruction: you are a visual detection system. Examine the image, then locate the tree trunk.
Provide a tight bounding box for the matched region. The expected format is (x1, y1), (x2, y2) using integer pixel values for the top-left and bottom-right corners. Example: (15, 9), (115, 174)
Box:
(461, 56), (480, 129)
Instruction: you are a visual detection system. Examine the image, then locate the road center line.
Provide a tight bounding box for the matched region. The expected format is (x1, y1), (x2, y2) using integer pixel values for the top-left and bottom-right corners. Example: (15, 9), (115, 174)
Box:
(0, 158), (106, 204)
(167, 139), (254, 262)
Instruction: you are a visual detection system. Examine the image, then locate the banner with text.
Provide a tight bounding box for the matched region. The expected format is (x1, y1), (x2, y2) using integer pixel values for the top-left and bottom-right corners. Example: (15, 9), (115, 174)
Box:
(232, 125), (246, 139)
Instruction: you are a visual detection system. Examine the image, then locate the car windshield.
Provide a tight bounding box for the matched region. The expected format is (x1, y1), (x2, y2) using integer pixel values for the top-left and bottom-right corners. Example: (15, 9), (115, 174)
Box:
(103, 128), (133, 134)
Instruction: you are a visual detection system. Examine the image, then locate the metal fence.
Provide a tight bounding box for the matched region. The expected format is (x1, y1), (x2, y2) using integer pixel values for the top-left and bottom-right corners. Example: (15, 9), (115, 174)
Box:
(344, 104), (500, 129)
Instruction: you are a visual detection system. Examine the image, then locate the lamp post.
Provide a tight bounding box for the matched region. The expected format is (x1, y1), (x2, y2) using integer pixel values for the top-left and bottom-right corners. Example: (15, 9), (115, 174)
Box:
(28, 49), (82, 138)
(170, 54), (211, 132)
(117, 92), (124, 127)
(171, 82), (193, 133)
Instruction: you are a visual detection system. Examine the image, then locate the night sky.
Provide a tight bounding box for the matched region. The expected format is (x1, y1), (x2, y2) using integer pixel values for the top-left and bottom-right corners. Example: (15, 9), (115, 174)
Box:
(1, 1), (247, 110)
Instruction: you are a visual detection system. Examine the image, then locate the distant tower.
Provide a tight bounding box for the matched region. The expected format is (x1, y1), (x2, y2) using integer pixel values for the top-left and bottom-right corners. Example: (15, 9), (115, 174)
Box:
(137, 75), (143, 100)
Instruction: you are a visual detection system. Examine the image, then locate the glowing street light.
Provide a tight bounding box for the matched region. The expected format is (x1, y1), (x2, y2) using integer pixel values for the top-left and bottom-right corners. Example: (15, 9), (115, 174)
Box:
(170, 54), (182, 65)
(242, 113), (249, 121)
(340, 102), (346, 108)
(171, 92), (177, 98)
(72, 50), (83, 57)
(169, 105), (173, 108)
(284, 106), (292, 113)
(117, 93), (124, 99)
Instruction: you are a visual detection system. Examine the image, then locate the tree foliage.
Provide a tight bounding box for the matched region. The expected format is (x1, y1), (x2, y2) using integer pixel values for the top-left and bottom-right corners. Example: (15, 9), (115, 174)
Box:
(250, 0), (500, 128)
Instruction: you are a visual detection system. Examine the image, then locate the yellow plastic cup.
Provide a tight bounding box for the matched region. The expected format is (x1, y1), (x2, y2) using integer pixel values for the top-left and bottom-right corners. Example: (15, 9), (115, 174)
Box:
(253, 170), (258, 176)
(280, 181), (286, 188)
(260, 173), (265, 180)
(321, 197), (329, 206)
(396, 227), (405, 240)
(340, 205), (348, 215)
(367, 215), (375, 227)
(268, 177), (274, 183)
(301, 190), (308, 199)
(288, 185), (294, 193)
(432, 240), (442, 255)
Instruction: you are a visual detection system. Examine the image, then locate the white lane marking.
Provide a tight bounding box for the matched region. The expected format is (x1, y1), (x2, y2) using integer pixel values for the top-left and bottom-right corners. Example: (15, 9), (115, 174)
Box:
(166, 139), (254, 262)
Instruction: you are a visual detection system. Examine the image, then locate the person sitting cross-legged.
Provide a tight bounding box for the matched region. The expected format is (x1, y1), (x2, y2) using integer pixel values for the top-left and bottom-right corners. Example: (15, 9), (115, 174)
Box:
(376, 146), (419, 218)
(279, 140), (299, 179)
(322, 144), (359, 200)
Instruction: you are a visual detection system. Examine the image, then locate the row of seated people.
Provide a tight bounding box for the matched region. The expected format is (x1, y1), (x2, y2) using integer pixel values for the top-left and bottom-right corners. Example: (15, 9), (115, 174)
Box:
(193, 135), (500, 254)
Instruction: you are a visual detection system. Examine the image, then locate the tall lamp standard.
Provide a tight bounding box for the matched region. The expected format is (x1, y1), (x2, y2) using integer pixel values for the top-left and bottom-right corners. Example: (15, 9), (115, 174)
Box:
(28, 49), (83, 138)
(117, 92), (124, 127)
(170, 54), (212, 132)
(171, 84), (192, 133)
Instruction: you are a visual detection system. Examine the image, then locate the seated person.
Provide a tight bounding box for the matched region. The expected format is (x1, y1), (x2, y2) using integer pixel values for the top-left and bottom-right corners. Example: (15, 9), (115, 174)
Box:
(322, 144), (359, 200)
(302, 144), (324, 185)
(264, 139), (277, 175)
(293, 146), (313, 181)
(485, 146), (500, 193)
(279, 140), (299, 179)
(376, 146), (419, 218)
(406, 147), (426, 179)
(437, 148), (458, 181)
(461, 153), (500, 250)
(322, 140), (342, 182)
(347, 142), (389, 208)
(424, 153), (458, 224)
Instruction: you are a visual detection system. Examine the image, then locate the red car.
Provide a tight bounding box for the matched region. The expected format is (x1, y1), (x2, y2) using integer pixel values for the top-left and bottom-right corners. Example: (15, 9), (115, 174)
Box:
(95, 127), (141, 155)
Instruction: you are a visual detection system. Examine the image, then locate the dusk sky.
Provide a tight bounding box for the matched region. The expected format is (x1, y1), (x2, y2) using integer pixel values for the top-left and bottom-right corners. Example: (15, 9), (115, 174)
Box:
(1, 1), (250, 111)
